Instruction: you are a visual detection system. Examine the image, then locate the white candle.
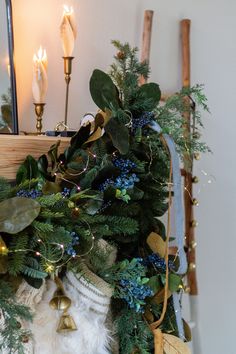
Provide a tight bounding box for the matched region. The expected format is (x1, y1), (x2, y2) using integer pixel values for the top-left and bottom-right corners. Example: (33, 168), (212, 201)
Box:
(60, 5), (77, 57)
(32, 46), (48, 103)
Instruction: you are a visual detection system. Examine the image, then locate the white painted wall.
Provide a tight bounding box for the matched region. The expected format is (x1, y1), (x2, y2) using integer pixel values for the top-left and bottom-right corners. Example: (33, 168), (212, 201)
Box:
(12, 0), (236, 353)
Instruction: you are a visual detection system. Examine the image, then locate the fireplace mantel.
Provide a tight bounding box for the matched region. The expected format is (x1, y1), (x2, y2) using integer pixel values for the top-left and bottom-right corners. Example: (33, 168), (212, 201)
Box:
(0, 135), (70, 180)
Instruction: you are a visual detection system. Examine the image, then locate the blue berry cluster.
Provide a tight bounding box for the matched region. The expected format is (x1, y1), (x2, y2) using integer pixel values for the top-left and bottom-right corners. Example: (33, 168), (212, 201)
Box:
(113, 158), (136, 174)
(99, 158), (139, 192)
(61, 187), (71, 198)
(132, 112), (155, 131)
(114, 173), (139, 190)
(66, 231), (80, 257)
(98, 178), (114, 192)
(16, 189), (42, 199)
(143, 253), (175, 271)
(119, 279), (153, 313)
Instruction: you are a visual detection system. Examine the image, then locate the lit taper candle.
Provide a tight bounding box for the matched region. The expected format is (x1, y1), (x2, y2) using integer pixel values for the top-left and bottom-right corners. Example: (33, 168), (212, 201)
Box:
(32, 46), (48, 104)
(32, 46), (48, 134)
(60, 5), (77, 129)
(60, 5), (77, 57)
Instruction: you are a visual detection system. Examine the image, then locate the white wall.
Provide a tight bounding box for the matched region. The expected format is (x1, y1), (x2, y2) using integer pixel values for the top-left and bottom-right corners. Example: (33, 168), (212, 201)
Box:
(12, 0), (236, 353)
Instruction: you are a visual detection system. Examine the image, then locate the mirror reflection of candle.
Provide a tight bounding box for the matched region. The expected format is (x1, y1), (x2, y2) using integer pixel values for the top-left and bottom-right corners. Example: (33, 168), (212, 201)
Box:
(7, 64), (10, 77)
(60, 5), (77, 57)
(32, 46), (48, 104)
(5, 56), (10, 77)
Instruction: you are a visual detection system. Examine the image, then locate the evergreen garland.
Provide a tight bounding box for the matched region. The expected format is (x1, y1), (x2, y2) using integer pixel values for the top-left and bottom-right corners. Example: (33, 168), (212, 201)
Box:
(0, 41), (209, 353)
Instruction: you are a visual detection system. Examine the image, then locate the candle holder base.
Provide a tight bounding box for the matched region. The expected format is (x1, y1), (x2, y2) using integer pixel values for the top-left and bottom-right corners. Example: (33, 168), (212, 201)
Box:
(21, 131), (45, 136)
(63, 57), (74, 128)
(34, 103), (46, 134)
(45, 130), (76, 138)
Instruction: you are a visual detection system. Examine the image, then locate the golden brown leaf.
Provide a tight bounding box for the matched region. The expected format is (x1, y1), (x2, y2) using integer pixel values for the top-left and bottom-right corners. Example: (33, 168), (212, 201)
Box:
(85, 127), (103, 144)
(152, 288), (172, 305)
(183, 319), (192, 342)
(98, 108), (112, 126)
(147, 232), (166, 258)
(153, 329), (164, 354)
(163, 333), (191, 354)
(144, 308), (154, 323)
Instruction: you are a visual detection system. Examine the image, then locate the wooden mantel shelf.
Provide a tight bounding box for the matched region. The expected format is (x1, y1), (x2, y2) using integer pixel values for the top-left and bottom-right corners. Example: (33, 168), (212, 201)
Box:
(0, 135), (70, 180)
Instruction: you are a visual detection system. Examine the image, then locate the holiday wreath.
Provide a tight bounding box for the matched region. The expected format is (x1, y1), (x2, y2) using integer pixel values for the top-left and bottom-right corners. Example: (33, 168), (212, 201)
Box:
(0, 41), (209, 354)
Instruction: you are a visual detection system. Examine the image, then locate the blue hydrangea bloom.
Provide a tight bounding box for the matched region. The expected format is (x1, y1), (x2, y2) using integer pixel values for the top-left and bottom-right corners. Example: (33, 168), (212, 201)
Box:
(119, 279), (153, 313)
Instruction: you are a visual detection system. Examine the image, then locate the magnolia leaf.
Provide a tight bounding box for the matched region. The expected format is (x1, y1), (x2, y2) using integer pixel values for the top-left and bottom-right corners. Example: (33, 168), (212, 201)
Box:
(16, 155), (39, 184)
(98, 108), (112, 126)
(105, 117), (129, 154)
(163, 333), (191, 354)
(48, 141), (60, 169)
(94, 112), (105, 129)
(147, 232), (166, 258)
(89, 69), (120, 111)
(168, 274), (182, 292)
(152, 288), (172, 305)
(38, 154), (52, 180)
(148, 275), (162, 294)
(183, 319), (192, 342)
(139, 82), (161, 110)
(84, 127), (103, 144)
(0, 197), (41, 234)
(64, 124), (91, 162)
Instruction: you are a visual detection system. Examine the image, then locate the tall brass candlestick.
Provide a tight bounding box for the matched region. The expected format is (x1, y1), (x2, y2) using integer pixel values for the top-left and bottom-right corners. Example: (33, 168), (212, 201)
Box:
(34, 103), (45, 134)
(63, 56), (74, 129)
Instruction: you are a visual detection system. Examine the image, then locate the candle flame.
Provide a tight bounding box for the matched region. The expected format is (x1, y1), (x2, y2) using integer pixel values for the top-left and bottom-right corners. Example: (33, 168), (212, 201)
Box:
(33, 46), (47, 64)
(63, 4), (73, 15)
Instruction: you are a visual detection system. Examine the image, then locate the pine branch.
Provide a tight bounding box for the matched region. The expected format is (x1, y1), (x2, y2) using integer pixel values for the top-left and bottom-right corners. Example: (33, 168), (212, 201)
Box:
(0, 280), (32, 354)
(8, 233), (29, 276)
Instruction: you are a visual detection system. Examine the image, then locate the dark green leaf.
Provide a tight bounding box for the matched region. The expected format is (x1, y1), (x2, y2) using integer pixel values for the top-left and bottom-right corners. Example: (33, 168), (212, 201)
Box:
(168, 273), (182, 292)
(16, 155), (39, 184)
(91, 165), (120, 190)
(24, 276), (43, 289)
(65, 125), (91, 162)
(89, 69), (120, 111)
(139, 82), (161, 110)
(48, 141), (60, 169)
(80, 168), (99, 189)
(105, 117), (129, 154)
(148, 275), (162, 294)
(86, 198), (103, 215)
(128, 186), (144, 200)
(38, 154), (53, 180)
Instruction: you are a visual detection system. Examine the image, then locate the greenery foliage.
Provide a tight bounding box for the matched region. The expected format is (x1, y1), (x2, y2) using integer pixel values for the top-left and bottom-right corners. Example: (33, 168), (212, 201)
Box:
(0, 41), (209, 353)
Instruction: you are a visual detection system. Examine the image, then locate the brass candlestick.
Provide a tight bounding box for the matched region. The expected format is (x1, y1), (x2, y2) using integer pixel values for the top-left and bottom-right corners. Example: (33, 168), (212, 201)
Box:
(34, 103), (45, 134)
(63, 57), (74, 129)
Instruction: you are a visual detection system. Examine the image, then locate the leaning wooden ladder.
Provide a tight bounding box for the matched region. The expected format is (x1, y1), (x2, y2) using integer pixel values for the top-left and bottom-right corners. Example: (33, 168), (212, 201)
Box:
(140, 11), (202, 354)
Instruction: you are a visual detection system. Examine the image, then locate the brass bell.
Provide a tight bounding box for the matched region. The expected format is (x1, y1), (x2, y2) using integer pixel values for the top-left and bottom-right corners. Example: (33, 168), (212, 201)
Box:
(49, 287), (71, 311)
(57, 311), (77, 333)
(49, 277), (71, 311)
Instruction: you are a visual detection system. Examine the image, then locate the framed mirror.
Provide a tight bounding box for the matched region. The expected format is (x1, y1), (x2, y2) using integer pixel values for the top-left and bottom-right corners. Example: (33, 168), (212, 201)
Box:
(0, 0), (18, 134)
